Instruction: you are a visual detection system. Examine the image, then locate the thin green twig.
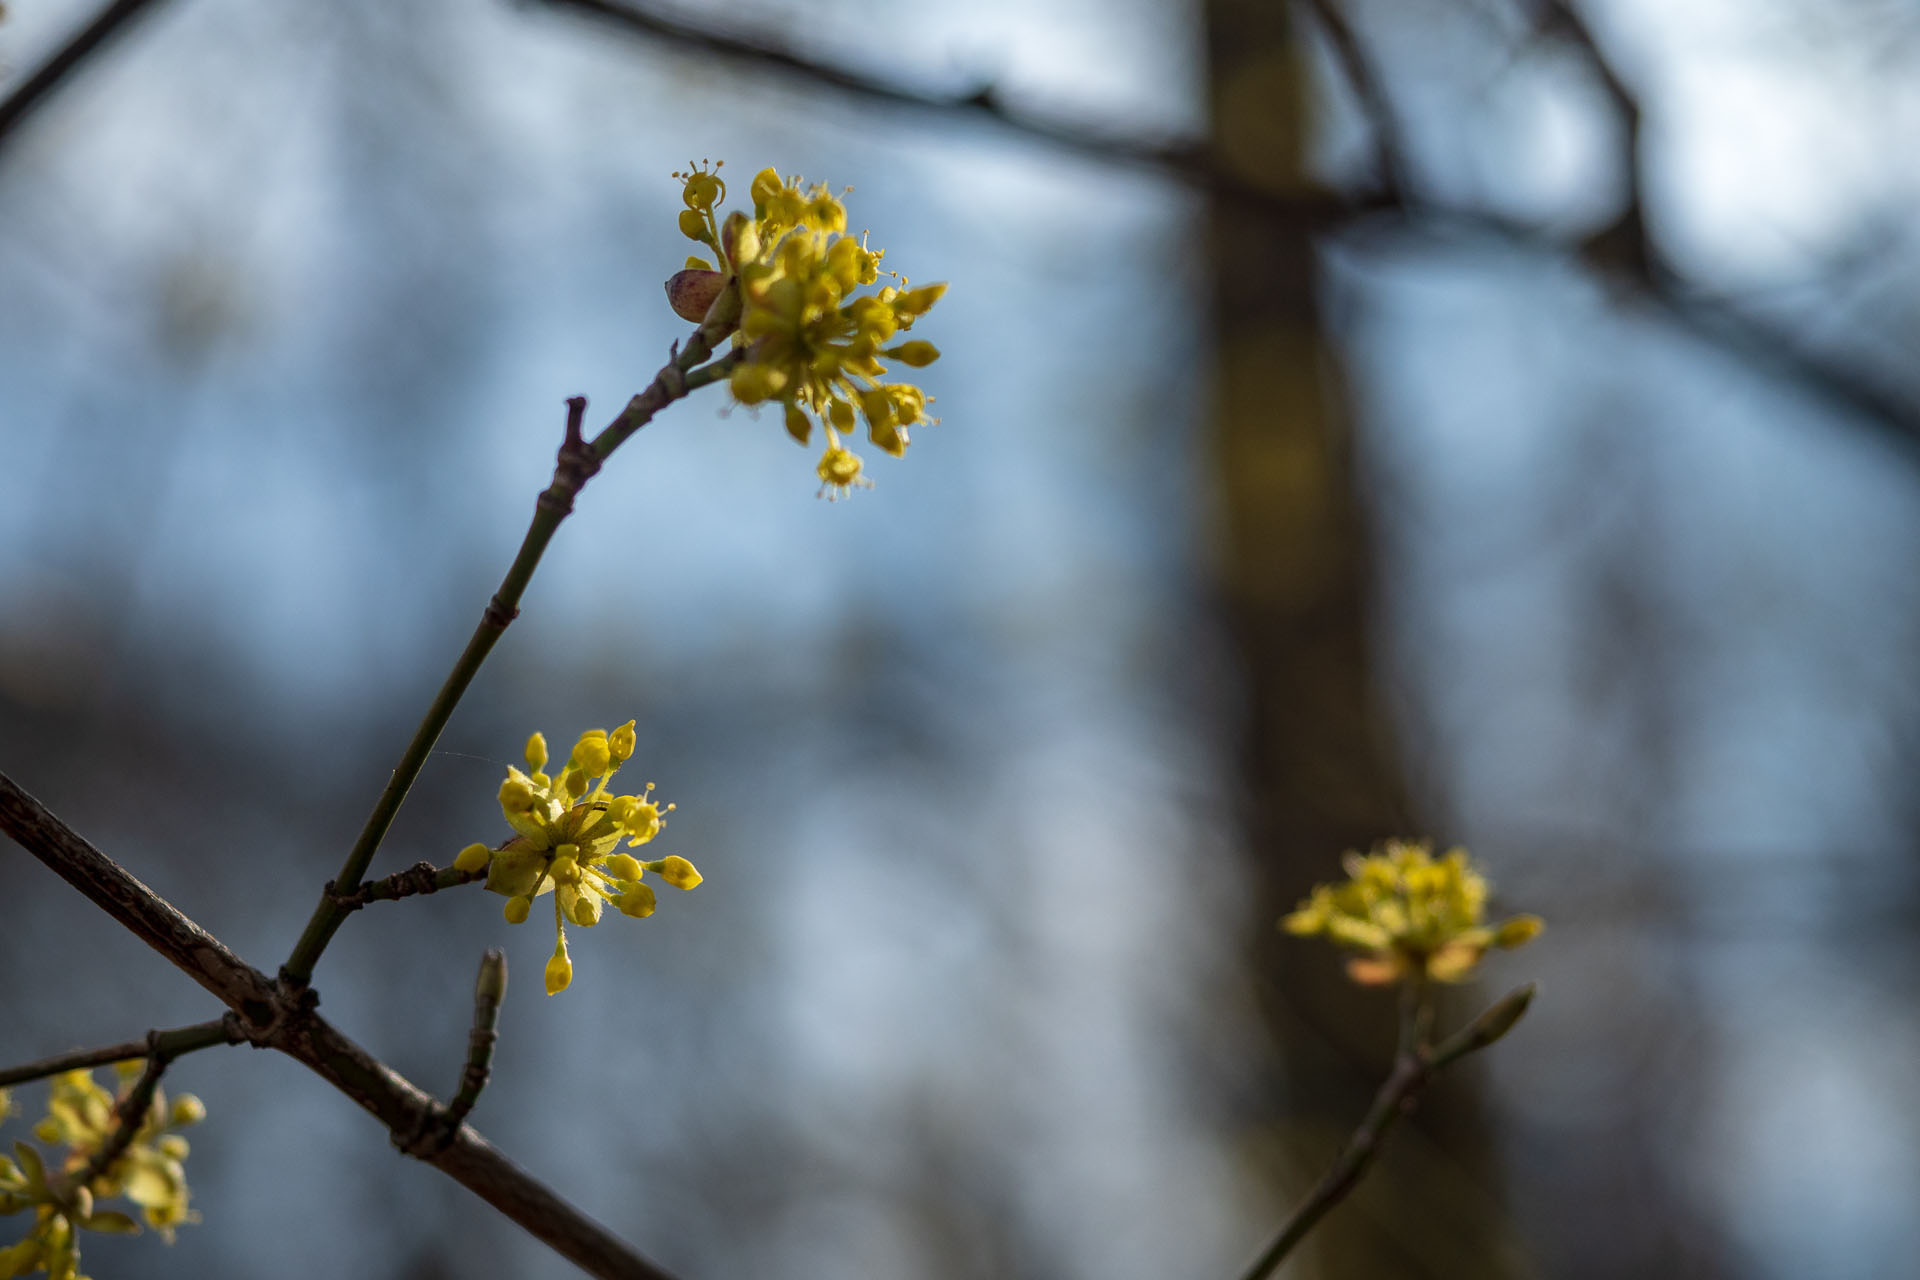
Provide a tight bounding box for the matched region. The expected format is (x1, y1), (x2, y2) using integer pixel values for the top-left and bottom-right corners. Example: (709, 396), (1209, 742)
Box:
(1235, 982), (1535, 1280)
(446, 949), (506, 1129)
(280, 312), (743, 987)
(0, 1018), (240, 1090)
(393, 950), (507, 1158)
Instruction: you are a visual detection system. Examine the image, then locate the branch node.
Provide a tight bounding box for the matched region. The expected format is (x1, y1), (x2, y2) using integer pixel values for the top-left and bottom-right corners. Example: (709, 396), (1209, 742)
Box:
(482, 592), (522, 628)
(656, 356), (689, 401)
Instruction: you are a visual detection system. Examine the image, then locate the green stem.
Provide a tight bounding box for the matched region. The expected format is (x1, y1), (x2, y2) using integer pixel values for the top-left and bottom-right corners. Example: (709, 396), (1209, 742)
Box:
(1235, 982), (1536, 1279)
(0, 1018), (240, 1090)
(1236, 980), (1439, 1280)
(280, 320), (741, 987)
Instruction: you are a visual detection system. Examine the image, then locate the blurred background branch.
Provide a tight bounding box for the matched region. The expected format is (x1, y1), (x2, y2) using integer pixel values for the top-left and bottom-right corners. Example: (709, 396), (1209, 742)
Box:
(0, 0), (172, 155)
(531, 0), (1920, 462)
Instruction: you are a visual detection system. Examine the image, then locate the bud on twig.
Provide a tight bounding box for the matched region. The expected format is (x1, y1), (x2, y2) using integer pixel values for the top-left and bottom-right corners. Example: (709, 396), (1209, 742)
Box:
(1431, 982), (1537, 1069)
(475, 948), (508, 1005)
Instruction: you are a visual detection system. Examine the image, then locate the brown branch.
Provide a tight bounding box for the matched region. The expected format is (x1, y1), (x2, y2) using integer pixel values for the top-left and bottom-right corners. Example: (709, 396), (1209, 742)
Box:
(0, 772), (282, 1020)
(0, 0), (175, 156)
(0, 771), (681, 1280)
(522, 0), (1920, 461)
(328, 861), (487, 912)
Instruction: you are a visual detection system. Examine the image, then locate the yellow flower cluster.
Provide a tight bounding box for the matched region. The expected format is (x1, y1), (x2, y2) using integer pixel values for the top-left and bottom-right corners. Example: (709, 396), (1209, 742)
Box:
(1283, 840), (1542, 986)
(453, 722), (702, 995)
(0, 1067), (205, 1279)
(666, 160), (946, 498)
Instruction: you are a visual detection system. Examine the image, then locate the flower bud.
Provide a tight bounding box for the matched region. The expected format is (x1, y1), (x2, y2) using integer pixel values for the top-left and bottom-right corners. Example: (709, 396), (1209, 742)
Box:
(544, 947), (573, 997)
(170, 1094), (207, 1127)
(474, 949), (508, 1004)
(617, 884), (658, 918)
(652, 856), (703, 891)
(572, 730), (612, 777)
(666, 268), (727, 323)
(454, 843), (492, 874)
(498, 777), (535, 812)
(868, 419), (906, 458)
(750, 167), (784, 209)
(784, 403), (813, 445)
(504, 895), (532, 925)
(71, 1186), (92, 1221)
(884, 340), (940, 367)
(524, 732), (548, 772)
(1494, 915), (1545, 949)
(895, 282), (948, 317)
(721, 211), (758, 267)
(569, 893), (602, 927)
(1464, 983), (1535, 1049)
(608, 720), (637, 765)
(607, 853), (644, 881)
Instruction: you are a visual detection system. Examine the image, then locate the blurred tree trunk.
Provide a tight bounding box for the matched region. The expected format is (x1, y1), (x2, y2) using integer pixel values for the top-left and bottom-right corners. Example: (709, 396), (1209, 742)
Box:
(1202, 6), (1525, 1276)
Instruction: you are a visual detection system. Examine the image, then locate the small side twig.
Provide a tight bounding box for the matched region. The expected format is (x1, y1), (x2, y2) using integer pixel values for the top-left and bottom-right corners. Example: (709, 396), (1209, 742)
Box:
(67, 1034), (170, 1192)
(1235, 982), (1536, 1280)
(399, 950), (509, 1157)
(0, 1017), (240, 1090)
(448, 949), (507, 1130)
(326, 862), (487, 913)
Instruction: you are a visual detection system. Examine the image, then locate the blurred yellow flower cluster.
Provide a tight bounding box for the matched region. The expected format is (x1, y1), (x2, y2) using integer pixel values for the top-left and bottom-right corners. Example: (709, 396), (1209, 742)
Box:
(666, 160), (946, 498)
(1284, 840), (1542, 986)
(453, 722), (702, 995)
(0, 1066), (205, 1279)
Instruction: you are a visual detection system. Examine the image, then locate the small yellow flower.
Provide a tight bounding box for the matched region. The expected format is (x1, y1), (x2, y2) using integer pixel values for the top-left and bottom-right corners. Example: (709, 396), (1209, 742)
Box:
(666, 163), (947, 496)
(0, 1067), (206, 1275)
(454, 720), (703, 994)
(815, 440), (872, 501)
(1283, 840), (1541, 986)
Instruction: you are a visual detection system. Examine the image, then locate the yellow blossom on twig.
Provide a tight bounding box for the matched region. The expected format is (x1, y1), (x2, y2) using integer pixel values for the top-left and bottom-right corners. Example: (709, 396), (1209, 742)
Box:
(454, 721), (703, 995)
(1283, 839), (1542, 986)
(0, 1066), (206, 1278)
(665, 160), (947, 498)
